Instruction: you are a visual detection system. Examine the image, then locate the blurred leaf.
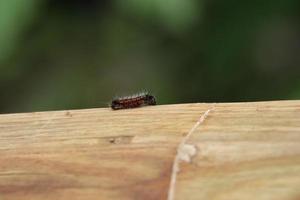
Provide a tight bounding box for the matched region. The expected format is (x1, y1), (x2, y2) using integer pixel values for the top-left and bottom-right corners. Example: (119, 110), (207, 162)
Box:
(115, 0), (202, 33)
(0, 0), (42, 66)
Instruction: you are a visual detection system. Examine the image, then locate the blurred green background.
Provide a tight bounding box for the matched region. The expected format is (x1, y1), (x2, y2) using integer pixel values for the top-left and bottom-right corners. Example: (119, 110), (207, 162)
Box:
(0, 0), (300, 113)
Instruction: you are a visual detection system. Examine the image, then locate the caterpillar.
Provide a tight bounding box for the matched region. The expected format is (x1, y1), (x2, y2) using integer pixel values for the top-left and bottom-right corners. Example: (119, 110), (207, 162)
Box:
(111, 92), (156, 110)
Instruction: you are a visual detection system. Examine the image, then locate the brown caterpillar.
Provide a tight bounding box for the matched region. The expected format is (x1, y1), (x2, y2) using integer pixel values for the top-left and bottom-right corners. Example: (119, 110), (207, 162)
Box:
(111, 92), (156, 110)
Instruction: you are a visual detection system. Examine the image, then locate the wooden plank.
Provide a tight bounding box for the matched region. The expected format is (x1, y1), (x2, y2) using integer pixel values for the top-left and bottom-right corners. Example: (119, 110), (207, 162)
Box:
(0, 101), (299, 200)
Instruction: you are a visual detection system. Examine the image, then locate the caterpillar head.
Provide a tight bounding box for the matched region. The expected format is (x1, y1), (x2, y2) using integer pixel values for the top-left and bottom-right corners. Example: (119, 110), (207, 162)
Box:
(145, 94), (156, 105)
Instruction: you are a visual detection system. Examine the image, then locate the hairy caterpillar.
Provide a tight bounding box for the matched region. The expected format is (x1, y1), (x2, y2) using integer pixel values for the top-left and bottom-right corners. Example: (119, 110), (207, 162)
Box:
(111, 92), (156, 110)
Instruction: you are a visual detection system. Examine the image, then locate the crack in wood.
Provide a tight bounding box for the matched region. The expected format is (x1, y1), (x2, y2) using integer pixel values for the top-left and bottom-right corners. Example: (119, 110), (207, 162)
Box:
(167, 108), (212, 200)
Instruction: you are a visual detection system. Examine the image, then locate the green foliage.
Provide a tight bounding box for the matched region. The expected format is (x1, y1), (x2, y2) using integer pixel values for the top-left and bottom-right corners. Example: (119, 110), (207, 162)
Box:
(115, 0), (202, 33)
(0, 0), (41, 64)
(0, 0), (299, 113)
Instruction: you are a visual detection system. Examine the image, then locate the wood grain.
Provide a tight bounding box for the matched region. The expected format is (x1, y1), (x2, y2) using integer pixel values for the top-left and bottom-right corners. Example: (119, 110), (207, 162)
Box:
(0, 101), (299, 200)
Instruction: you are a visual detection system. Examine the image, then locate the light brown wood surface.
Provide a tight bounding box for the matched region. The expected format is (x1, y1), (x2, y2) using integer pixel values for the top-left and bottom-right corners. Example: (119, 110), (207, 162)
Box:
(0, 101), (300, 200)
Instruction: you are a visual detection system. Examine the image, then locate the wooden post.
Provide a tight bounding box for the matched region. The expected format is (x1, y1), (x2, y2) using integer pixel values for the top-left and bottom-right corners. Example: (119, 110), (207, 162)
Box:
(0, 100), (300, 200)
